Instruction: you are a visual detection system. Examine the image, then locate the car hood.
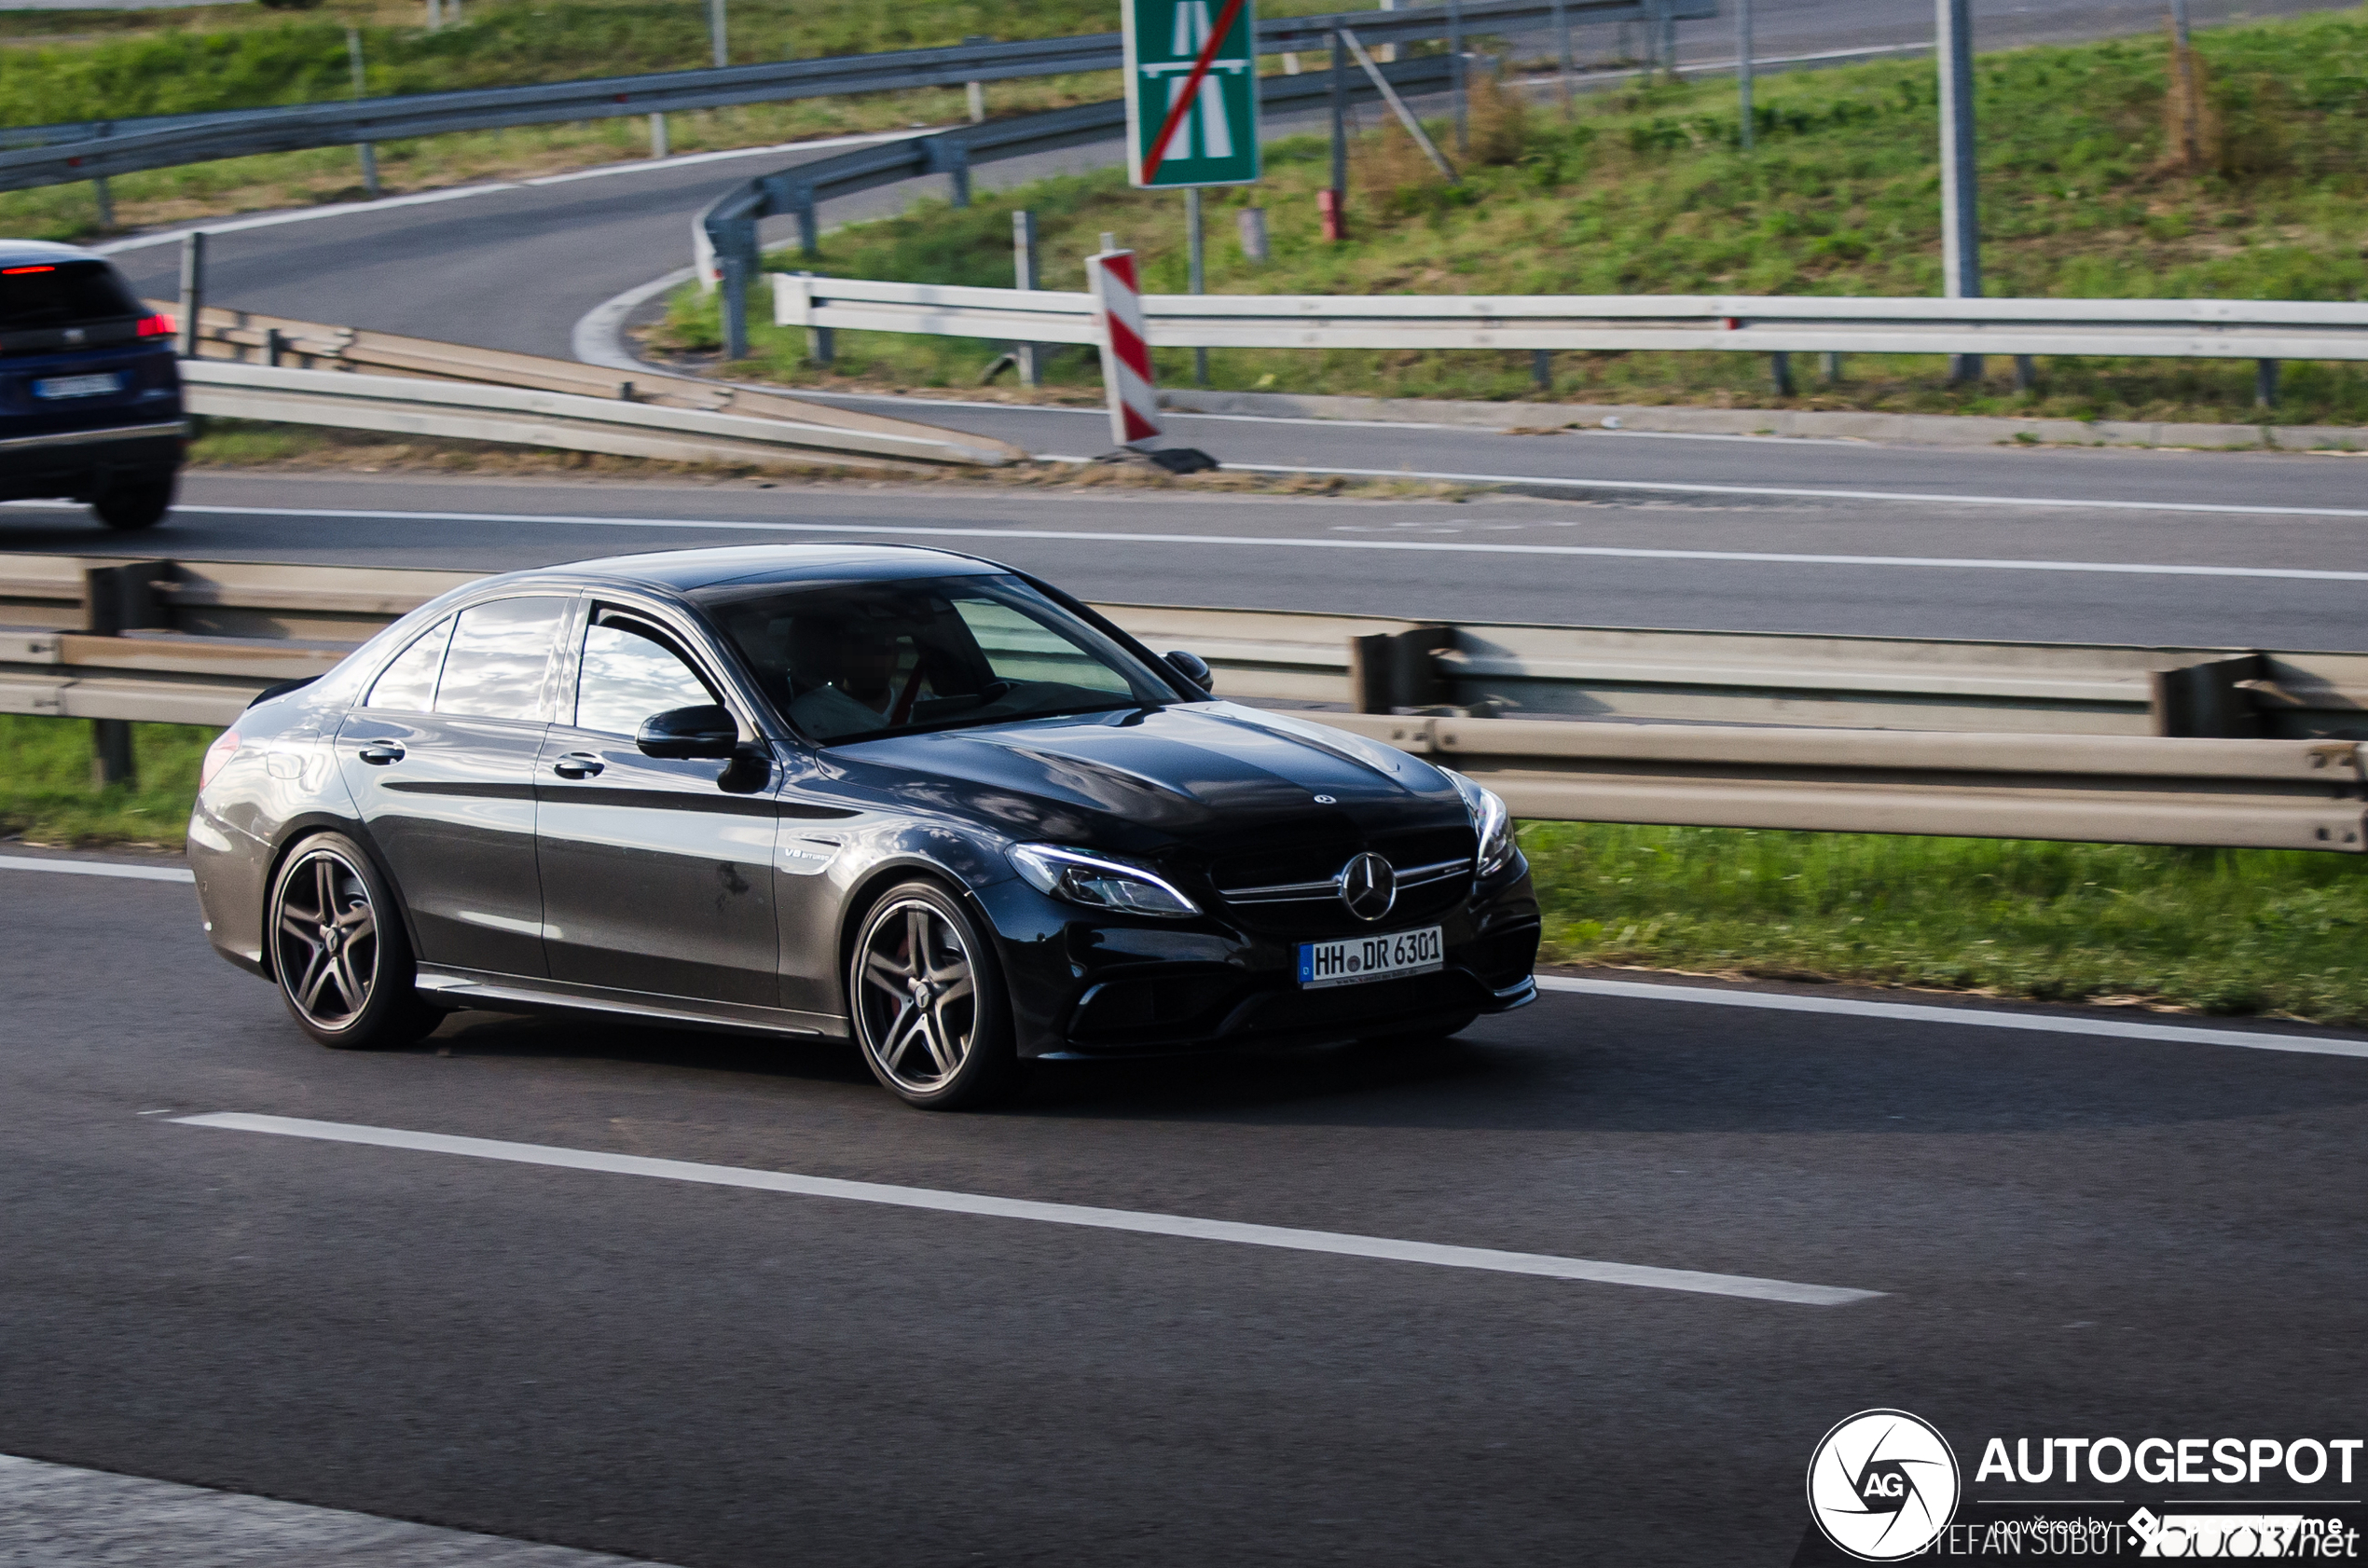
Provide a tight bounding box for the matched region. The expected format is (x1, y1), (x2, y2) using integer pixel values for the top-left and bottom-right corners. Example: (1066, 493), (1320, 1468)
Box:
(822, 701), (1466, 853)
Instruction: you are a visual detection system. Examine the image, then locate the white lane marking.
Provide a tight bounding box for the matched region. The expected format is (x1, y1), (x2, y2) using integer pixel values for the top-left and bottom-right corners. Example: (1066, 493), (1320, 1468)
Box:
(1163, 412), (1876, 447)
(162, 504), (2368, 583)
(94, 129), (933, 255)
(1219, 462), (2368, 521)
(172, 1112), (1881, 1305)
(574, 265), (700, 372)
(0, 853), (194, 883)
(1539, 976), (2368, 1061)
(0, 1451), (676, 1567)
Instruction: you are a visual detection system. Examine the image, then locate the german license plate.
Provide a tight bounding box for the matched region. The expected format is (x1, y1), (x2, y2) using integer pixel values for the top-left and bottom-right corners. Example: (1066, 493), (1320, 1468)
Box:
(34, 373), (121, 400)
(1298, 925), (1443, 989)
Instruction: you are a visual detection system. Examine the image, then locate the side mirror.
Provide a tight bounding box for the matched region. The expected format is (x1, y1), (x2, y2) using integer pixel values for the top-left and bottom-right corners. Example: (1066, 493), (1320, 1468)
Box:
(637, 704), (738, 760)
(1164, 650), (1214, 693)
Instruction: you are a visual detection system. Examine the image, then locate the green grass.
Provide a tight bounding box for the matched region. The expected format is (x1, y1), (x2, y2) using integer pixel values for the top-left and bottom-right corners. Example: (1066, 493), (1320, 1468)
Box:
(1525, 822), (2368, 1025)
(668, 8), (2368, 428)
(4, 713), (2361, 1025)
(0, 715), (212, 847)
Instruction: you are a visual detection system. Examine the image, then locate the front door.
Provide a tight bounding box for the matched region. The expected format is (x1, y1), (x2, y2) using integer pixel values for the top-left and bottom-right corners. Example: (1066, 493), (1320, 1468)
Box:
(533, 606), (781, 1007)
(336, 594), (570, 978)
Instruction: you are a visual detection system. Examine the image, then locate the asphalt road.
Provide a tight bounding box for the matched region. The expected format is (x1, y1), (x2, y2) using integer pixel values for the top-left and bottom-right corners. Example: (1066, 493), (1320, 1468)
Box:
(7, 465), (2365, 650)
(4, 859), (2363, 1566)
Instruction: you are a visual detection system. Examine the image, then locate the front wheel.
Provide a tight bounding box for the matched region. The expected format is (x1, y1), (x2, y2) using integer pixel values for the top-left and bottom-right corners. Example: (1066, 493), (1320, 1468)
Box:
(268, 833), (441, 1051)
(92, 475), (175, 530)
(848, 880), (1020, 1109)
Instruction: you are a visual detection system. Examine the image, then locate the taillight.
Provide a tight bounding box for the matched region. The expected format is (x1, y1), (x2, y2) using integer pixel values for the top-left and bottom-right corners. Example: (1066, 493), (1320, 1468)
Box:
(200, 730), (240, 791)
(136, 312), (174, 337)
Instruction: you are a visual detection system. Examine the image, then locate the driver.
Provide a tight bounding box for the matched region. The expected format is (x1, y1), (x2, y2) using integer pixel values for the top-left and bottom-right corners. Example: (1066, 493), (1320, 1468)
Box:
(785, 618), (906, 738)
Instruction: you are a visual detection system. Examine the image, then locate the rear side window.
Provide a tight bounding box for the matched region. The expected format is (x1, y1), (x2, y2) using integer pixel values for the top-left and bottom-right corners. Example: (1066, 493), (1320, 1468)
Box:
(0, 259), (143, 331)
(434, 597), (569, 722)
(365, 615), (453, 711)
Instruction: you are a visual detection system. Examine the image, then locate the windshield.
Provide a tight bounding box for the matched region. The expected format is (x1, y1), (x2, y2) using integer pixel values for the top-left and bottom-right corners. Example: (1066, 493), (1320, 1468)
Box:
(694, 572), (1181, 743)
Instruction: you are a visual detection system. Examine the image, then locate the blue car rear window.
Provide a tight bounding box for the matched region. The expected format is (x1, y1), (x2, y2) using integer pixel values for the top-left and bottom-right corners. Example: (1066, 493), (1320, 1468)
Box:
(0, 260), (143, 331)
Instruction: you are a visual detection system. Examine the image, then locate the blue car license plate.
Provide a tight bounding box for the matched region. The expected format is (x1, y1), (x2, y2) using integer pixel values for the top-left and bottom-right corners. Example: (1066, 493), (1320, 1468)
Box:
(1297, 925), (1443, 989)
(33, 372), (123, 400)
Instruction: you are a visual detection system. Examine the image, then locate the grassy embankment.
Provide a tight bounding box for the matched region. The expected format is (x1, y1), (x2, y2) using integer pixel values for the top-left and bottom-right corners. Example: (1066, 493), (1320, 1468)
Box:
(0, 0), (1260, 241)
(7, 713), (2362, 1025)
(663, 7), (2368, 428)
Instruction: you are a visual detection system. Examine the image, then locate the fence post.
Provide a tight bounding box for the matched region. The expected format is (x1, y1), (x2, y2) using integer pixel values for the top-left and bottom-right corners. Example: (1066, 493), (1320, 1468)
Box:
(720, 252), (750, 360)
(1736, 0), (1754, 150)
(1326, 31), (1348, 240)
(176, 231), (205, 359)
(1448, 0), (1467, 155)
(1187, 186), (1208, 388)
(1012, 210), (1042, 387)
(1935, 0), (1982, 384)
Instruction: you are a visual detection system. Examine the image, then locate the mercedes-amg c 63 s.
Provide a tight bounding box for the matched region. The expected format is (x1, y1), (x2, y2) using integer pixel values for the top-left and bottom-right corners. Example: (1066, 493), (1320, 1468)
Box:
(189, 545), (1540, 1107)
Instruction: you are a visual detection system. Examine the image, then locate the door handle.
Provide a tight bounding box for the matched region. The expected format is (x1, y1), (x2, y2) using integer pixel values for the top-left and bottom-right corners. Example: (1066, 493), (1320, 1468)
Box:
(552, 752), (604, 779)
(356, 743), (405, 765)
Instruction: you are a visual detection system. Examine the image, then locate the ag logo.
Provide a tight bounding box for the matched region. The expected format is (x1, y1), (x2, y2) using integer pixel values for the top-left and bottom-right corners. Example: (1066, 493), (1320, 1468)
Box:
(1806, 1409), (1961, 1561)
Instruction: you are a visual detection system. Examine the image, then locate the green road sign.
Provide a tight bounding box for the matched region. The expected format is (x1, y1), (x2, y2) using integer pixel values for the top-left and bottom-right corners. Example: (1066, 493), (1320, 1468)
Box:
(1123, 0), (1261, 188)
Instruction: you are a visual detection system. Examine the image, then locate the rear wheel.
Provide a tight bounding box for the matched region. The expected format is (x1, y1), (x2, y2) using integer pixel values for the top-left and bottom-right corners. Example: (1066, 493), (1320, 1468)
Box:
(848, 880), (1020, 1109)
(268, 833), (440, 1050)
(92, 475), (174, 530)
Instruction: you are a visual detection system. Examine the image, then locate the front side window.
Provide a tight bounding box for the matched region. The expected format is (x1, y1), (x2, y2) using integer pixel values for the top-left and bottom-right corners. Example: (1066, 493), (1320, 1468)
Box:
(365, 615), (453, 711)
(433, 597), (568, 722)
(695, 573), (1177, 744)
(573, 616), (718, 736)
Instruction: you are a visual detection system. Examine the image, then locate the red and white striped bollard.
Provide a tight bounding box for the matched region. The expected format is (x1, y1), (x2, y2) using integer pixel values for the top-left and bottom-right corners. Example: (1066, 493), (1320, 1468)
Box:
(1087, 248), (1163, 449)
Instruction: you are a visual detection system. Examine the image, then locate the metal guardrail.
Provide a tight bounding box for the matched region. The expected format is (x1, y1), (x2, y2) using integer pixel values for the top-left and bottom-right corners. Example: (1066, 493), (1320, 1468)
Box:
(770, 275), (2368, 363)
(4, 557), (2363, 850)
(0, 0), (1706, 192)
(162, 300), (1023, 469)
(696, 48), (1466, 288)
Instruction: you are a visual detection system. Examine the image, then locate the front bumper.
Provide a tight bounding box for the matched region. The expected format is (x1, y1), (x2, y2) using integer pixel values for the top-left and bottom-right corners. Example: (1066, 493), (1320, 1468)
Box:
(977, 860), (1542, 1059)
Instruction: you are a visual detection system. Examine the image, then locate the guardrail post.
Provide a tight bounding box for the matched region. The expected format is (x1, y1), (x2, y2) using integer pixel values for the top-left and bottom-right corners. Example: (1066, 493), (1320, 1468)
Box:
(1823, 351), (1845, 384)
(2256, 359), (2280, 410)
(1237, 207), (1269, 264)
(2014, 354), (2037, 392)
(1350, 626), (1456, 713)
(91, 722), (136, 790)
(346, 27), (380, 201)
(795, 271), (834, 366)
(2151, 655), (2266, 739)
(923, 138), (971, 208)
(720, 253), (750, 361)
(1531, 350), (1553, 392)
(1769, 351), (1795, 397)
(964, 35), (991, 122)
(91, 122), (113, 230)
(1012, 210), (1043, 387)
(1186, 187), (1208, 388)
(1326, 32), (1348, 240)
(648, 112), (668, 158)
(176, 231), (205, 359)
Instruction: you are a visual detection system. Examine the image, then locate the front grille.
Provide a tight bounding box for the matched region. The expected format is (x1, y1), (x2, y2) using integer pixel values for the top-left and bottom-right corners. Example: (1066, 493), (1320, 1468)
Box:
(1209, 824), (1478, 938)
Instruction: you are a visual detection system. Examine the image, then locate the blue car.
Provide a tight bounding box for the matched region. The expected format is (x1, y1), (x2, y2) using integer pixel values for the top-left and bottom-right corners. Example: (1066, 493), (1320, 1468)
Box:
(0, 240), (185, 530)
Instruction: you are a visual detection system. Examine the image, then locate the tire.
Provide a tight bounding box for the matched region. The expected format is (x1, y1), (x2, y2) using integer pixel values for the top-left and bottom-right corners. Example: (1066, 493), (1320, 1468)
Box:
(847, 879), (1021, 1109)
(268, 832), (441, 1051)
(92, 475), (174, 531)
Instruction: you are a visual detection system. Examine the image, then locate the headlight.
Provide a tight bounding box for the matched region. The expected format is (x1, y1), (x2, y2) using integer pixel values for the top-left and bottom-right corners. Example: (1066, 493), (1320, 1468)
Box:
(1444, 770), (1516, 877)
(1008, 844), (1202, 918)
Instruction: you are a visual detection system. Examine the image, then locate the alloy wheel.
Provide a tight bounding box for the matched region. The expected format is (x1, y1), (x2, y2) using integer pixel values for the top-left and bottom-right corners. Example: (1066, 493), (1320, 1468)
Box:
(854, 899), (980, 1095)
(273, 847), (380, 1032)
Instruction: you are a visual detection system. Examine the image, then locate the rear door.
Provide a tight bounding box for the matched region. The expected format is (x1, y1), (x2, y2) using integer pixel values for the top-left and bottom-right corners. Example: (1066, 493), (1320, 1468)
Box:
(532, 604), (782, 1007)
(337, 595), (571, 978)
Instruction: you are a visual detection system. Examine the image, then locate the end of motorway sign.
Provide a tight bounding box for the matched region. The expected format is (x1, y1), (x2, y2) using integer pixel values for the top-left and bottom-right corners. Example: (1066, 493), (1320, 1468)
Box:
(1124, 0), (1261, 188)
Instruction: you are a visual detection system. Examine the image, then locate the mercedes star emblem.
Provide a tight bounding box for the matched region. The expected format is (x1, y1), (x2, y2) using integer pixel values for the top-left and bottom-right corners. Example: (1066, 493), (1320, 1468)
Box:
(1336, 852), (1397, 923)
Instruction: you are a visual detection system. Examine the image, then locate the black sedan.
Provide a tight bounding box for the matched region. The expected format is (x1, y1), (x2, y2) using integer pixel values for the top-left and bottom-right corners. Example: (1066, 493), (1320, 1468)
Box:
(188, 544), (1540, 1107)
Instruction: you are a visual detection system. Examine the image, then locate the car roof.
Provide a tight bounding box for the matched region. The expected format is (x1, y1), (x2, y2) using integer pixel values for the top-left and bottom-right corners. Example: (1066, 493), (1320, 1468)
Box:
(558, 543), (1009, 593)
(0, 239), (106, 270)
